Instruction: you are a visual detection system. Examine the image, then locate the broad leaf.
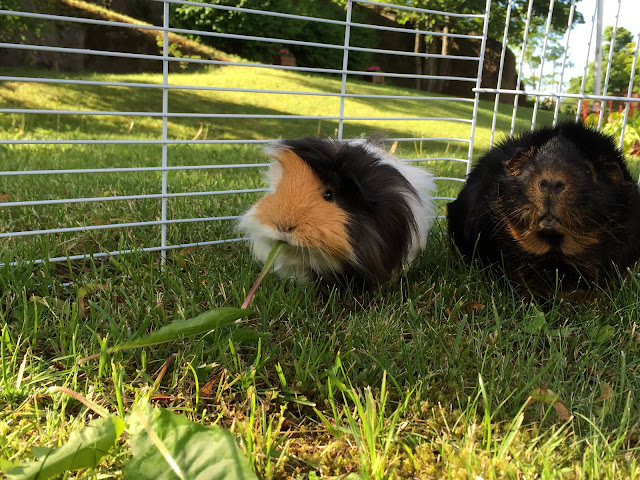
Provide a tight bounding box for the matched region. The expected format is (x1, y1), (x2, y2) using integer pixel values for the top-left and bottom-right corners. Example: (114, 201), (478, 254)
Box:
(523, 307), (547, 334)
(125, 403), (256, 480)
(589, 325), (616, 343)
(112, 307), (252, 353)
(1, 416), (125, 480)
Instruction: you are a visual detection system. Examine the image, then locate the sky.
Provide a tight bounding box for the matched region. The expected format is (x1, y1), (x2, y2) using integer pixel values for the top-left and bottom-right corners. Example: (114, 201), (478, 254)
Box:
(562, 0), (640, 82)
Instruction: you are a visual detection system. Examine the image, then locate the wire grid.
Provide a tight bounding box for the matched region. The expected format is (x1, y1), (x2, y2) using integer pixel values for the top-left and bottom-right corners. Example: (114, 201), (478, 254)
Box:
(479, 0), (640, 151)
(0, 0), (639, 267)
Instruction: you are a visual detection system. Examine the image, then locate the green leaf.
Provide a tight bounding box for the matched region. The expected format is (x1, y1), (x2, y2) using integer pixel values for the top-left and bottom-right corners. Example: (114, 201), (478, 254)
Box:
(523, 306), (547, 334)
(112, 307), (252, 353)
(1, 416), (125, 480)
(28, 447), (52, 460)
(589, 325), (616, 344)
(125, 403), (257, 480)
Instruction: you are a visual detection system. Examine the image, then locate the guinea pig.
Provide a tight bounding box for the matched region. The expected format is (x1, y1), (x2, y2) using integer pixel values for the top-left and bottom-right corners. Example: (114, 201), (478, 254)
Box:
(447, 122), (640, 297)
(238, 137), (436, 286)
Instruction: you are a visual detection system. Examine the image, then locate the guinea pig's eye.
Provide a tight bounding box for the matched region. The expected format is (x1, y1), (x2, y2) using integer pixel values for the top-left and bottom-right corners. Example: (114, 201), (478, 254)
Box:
(323, 189), (334, 202)
(585, 168), (591, 176)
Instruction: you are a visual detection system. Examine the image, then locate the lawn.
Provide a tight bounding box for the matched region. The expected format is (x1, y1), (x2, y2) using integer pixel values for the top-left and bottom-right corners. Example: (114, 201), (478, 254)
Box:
(1, 66), (640, 479)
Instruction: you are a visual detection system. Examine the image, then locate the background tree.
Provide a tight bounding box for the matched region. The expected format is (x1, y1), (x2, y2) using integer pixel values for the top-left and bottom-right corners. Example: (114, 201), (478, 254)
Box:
(386, 0), (583, 93)
(169, 0), (377, 71)
(563, 26), (638, 115)
(0, 0), (49, 42)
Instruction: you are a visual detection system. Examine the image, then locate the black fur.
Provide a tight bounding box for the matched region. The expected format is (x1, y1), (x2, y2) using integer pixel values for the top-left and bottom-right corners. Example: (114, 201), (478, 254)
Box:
(447, 122), (640, 296)
(280, 138), (420, 286)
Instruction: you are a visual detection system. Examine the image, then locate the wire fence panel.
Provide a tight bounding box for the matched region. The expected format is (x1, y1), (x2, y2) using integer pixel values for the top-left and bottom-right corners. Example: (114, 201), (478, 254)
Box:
(0, 0), (638, 266)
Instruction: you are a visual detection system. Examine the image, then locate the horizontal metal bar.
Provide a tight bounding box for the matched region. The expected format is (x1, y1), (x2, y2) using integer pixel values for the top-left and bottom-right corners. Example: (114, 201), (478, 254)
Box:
(405, 157), (469, 163)
(355, 0), (485, 18)
(0, 9), (164, 32)
(474, 87), (640, 103)
(0, 188), (268, 208)
(0, 215), (241, 238)
(210, 61), (478, 81)
(349, 21), (483, 40)
(385, 137), (471, 144)
(347, 44), (479, 61)
(0, 43), (479, 82)
(432, 197), (457, 201)
(432, 177), (465, 182)
(0, 76), (476, 102)
(0, 109), (471, 123)
(0, 164), (271, 176)
(0, 139), (274, 145)
(1, 237), (246, 267)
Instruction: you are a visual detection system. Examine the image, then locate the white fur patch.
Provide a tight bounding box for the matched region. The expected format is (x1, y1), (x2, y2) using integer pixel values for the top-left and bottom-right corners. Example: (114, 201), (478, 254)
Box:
(346, 139), (437, 266)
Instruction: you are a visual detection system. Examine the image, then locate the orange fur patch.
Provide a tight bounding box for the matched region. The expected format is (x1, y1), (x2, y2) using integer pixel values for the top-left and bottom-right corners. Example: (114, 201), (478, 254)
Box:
(254, 149), (353, 259)
(507, 222), (551, 255)
(560, 231), (599, 256)
(507, 220), (600, 257)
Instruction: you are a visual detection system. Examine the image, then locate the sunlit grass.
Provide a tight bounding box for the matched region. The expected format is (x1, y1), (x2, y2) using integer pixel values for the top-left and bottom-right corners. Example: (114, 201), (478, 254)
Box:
(1, 66), (640, 479)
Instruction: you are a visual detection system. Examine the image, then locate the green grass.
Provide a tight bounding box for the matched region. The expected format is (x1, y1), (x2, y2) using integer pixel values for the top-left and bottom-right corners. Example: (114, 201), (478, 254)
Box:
(1, 66), (640, 479)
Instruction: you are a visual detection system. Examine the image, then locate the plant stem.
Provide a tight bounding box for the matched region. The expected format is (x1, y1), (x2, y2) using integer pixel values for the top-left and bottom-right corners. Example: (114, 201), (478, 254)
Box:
(241, 241), (286, 309)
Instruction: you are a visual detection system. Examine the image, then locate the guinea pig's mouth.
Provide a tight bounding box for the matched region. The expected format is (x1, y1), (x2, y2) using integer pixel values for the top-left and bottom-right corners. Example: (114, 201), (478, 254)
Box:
(538, 214), (561, 231)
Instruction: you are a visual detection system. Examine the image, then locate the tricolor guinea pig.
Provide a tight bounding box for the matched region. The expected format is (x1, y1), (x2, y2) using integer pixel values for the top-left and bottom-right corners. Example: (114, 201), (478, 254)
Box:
(238, 137), (436, 286)
(447, 122), (640, 296)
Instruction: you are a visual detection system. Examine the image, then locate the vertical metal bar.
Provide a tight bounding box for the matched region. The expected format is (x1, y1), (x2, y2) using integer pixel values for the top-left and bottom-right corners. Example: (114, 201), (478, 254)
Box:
(530, 0), (555, 130)
(619, 33), (640, 159)
(576, 3), (598, 122)
(337, 0), (353, 140)
(489, 0), (513, 147)
(593, 0), (603, 112)
(510, 0), (535, 135)
(597, 0), (622, 129)
(161, 2), (169, 264)
(466, 0), (492, 175)
(552, 0), (576, 126)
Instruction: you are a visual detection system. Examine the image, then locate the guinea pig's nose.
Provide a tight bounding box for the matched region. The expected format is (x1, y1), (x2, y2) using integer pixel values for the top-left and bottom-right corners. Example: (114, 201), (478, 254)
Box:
(275, 221), (296, 233)
(538, 179), (565, 194)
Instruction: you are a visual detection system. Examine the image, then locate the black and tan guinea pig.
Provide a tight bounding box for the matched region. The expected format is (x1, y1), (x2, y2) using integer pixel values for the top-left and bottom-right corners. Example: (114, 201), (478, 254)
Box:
(238, 137), (436, 287)
(447, 122), (640, 297)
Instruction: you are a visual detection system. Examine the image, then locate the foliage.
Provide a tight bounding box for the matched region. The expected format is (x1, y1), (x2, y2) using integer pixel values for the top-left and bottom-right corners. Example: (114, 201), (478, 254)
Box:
(1, 400), (257, 480)
(560, 27), (639, 117)
(599, 112), (640, 157)
(0, 0), (50, 42)
(0, 306), (256, 480)
(566, 26), (639, 106)
(126, 402), (257, 480)
(386, 0), (582, 46)
(0, 416), (125, 480)
(168, 0), (377, 71)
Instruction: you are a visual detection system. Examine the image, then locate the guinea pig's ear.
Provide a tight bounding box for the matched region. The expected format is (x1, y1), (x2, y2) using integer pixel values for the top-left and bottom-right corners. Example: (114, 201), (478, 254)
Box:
(505, 145), (536, 176)
(601, 160), (624, 183)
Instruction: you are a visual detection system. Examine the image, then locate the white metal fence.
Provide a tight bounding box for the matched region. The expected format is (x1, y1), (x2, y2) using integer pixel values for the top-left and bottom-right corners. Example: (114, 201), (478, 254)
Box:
(0, 0), (639, 266)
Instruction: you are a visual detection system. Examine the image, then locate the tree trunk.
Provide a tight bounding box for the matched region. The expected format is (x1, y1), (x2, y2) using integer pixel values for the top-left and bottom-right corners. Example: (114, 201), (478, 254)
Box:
(435, 20), (451, 93)
(424, 34), (439, 92)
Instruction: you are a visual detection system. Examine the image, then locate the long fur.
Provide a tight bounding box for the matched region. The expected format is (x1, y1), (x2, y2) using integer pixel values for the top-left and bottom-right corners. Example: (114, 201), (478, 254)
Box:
(239, 137), (436, 286)
(447, 122), (640, 296)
